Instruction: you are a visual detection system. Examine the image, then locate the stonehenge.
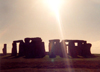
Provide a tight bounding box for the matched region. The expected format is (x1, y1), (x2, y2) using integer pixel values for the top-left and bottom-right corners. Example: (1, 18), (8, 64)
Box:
(2, 37), (92, 58)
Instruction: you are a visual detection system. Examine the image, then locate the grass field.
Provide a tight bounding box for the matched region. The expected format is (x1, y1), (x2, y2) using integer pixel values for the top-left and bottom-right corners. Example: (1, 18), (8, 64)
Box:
(0, 54), (100, 72)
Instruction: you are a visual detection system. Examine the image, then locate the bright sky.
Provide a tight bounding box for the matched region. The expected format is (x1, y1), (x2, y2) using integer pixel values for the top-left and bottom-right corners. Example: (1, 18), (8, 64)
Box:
(0, 0), (100, 53)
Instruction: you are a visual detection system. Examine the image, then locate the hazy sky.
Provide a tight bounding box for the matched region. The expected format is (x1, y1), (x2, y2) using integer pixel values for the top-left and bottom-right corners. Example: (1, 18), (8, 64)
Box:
(0, 0), (100, 53)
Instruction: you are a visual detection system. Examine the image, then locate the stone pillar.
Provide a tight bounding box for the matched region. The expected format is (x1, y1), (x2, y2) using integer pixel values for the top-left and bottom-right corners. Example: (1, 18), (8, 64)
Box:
(81, 43), (86, 57)
(19, 40), (24, 56)
(60, 40), (67, 58)
(86, 43), (92, 56)
(55, 41), (62, 56)
(24, 38), (31, 58)
(33, 42), (45, 58)
(77, 42), (83, 56)
(49, 39), (64, 58)
(49, 40), (56, 58)
(30, 37), (45, 58)
(2, 44), (7, 55)
(11, 42), (17, 56)
(68, 41), (77, 58)
(81, 43), (92, 57)
(39, 42), (45, 58)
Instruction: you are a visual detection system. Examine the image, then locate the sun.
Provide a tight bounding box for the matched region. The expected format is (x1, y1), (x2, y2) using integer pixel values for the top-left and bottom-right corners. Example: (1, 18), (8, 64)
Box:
(43, 0), (63, 22)
(44, 0), (63, 14)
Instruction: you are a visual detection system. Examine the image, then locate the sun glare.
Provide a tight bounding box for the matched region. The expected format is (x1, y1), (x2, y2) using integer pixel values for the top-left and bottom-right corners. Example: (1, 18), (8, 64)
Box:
(43, 0), (64, 38)
(44, 0), (63, 14)
(46, 0), (61, 12)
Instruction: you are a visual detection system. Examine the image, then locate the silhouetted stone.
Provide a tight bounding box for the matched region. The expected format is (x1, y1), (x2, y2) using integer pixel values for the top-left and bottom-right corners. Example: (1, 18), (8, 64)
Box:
(30, 37), (43, 58)
(33, 42), (45, 58)
(60, 40), (67, 58)
(49, 39), (60, 58)
(39, 42), (45, 58)
(2, 44), (7, 55)
(24, 37), (45, 58)
(86, 43), (92, 55)
(11, 40), (24, 57)
(11, 42), (17, 56)
(55, 41), (62, 56)
(75, 41), (83, 56)
(31, 37), (42, 42)
(68, 41), (77, 58)
(49, 42), (56, 58)
(82, 43), (92, 57)
(18, 40), (24, 56)
(13, 40), (23, 43)
(24, 38), (31, 58)
(64, 40), (87, 58)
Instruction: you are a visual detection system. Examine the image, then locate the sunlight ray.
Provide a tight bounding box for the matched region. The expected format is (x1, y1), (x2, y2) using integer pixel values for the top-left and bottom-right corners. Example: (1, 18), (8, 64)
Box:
(43, 0), (73, 71)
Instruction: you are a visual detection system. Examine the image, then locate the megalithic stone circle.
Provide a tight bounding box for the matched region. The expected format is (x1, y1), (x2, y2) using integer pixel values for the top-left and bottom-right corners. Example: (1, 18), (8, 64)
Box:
(4, 37), (92, 58)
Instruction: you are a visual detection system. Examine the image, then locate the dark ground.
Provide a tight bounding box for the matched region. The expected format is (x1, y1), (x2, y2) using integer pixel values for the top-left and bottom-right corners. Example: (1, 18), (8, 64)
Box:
(0, 53), (100, 72)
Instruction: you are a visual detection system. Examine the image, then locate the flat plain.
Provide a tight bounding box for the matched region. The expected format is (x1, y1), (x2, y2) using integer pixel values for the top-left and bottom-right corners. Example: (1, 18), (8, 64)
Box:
(0, 54), (100, 72)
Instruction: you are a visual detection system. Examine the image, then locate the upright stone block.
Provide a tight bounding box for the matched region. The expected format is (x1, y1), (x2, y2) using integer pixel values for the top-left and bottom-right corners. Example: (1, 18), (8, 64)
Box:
(34, 42), (45, 58)
(81, 41), (86, 57)
(31, 37), (42, 42)
(19, 40), (24, 56)
(68, 41), (77, 58)
(81, 43), (92, 57)
(2, 44), (7, 55)
(86, 43), (92, 56)
(39, 42), (45, 58)
(77, 42), (83, 56)
(29, 38), (45, 58)
(30, 40), (35, 58)
(11, 42), (17, 56)
(55, 41), (62, 56)
(24, 38), (31, 58)
(23, 37), (45, 58)
(60, 41), (67, 58)
(49, 40), (60, 58)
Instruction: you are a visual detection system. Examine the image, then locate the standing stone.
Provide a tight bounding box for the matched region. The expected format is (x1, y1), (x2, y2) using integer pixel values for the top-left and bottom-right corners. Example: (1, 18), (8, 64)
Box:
(60, 40), (67, 58)
(11, 42), (17, 56)
(34, 42), (45, 58)
(49, 40), (57, 58)
(55, 41), (62, 56)
(68, 41), (77, 58)
(77, 41), (83, 56)
(24, 38), (31, 58)
(2, 44), (7, 55)
(39, 42), (45, 58)
(19, 40), (24, 56)
(30, 37), (45, 58)
(85, 43), (92, 57)
(30, 40), (35, 58)
(81, 41), (86, 57)
(23, 37), (45, 58)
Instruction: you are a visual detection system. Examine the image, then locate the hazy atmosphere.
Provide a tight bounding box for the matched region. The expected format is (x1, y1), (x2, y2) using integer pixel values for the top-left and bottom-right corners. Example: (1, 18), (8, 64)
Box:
(0, 0), (100, 53)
